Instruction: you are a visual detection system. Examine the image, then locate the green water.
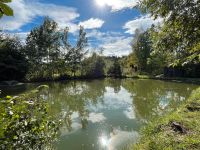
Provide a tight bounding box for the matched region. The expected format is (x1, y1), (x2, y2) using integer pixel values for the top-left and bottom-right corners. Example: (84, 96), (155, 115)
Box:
(2, 79), (199, 150)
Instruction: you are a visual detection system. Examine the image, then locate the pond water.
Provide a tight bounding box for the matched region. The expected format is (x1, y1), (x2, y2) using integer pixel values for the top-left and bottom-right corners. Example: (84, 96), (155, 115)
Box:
(1, 79), (199, 150)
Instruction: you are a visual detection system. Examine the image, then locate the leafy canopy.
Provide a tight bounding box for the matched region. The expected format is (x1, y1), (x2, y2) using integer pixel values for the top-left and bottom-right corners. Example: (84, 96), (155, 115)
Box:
(140, 0), (200, 65)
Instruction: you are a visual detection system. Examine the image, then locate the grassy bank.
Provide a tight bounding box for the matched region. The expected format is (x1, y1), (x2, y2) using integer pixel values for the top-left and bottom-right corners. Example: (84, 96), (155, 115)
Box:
(129, 75), (200, 85)
(130, 87), (200, 150)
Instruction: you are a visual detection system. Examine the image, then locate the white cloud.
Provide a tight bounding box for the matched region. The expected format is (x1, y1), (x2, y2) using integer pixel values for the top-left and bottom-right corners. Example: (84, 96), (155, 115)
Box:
(79, 18), (105, 29)
(95, 0), (139, 12)
(0, 0), (79, 32)
(123, 15), (163, 34)
(101, 37), (132, 56)
(87, 30), (132, 56)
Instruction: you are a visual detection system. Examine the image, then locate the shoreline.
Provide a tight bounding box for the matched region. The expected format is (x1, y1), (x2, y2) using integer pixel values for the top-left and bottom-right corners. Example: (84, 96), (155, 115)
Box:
(129, 87), (200, 150)
(1, 76), (200, 86)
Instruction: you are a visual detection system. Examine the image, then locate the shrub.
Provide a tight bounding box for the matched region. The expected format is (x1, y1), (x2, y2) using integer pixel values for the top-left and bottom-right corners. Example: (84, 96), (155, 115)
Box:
(0, 85), (61, 150)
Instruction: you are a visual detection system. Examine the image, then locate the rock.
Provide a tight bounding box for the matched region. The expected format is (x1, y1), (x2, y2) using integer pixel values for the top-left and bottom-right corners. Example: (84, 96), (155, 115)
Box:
(171, 121), (187, 134)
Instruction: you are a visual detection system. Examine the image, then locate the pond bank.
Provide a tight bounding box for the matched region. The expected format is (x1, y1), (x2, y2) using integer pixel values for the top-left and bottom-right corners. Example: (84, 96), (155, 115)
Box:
(125, 75), (200, 85)
(17, 75), (200, 85)
(129, 87), (200, 150)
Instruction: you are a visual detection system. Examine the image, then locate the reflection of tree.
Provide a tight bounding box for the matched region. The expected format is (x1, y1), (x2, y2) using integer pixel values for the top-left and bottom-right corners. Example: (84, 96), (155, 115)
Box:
(105, 79), (121, 93)
(47, 80), (106, 131)
(44, 79), (196, 131)
(122, 79), (196, 120)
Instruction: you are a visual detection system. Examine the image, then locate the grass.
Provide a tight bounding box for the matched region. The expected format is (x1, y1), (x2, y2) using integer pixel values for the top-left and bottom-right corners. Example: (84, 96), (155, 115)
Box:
(128, 87), (200, 150)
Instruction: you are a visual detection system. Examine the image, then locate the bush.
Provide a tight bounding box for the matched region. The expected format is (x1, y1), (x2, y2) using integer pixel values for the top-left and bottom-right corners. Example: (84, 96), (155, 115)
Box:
(0, 85), (61, 149)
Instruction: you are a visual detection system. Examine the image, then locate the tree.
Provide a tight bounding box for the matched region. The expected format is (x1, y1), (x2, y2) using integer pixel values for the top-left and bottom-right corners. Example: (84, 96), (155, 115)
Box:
(107, 58), (122, 78)
(132, 29), (152, 72)
(140, 0), (200, 65)
(25, 17), (61, 79)
(82, 53), (105, 78)
(0, 33), (28, 81)
(0, 0), (13, 18)
(120, 53), (138, 76)
(64, 26), (88, 77)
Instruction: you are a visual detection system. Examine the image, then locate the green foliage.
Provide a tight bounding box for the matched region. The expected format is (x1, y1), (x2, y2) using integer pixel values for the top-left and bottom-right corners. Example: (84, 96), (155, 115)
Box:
(132, 29), (152, 72)
(0, 85), (61, 149)
(82, 53), (105, 78)
(0, 33), (28, 81)
(25, 18), (88, 81)
(63, 26), (88, 77)
(107, 58), (122, 78)
(124, 27), (167, 76)
(0, 0), (13, 18)
(140, 0), (200, 65)
(25, 17), (61, 80)
(119, 53), (138, 77)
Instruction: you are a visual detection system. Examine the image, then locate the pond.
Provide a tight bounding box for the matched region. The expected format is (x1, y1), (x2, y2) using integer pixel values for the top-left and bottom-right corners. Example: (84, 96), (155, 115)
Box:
(2, 79), (199, 150)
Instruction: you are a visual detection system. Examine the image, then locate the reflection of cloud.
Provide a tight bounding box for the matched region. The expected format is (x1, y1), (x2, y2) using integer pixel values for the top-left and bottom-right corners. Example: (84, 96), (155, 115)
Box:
(108, 130), (139, 150)
(60, 112), (81, 136)
(71, 112), (79, 119)
(124, 106), (136, 119)
(88, 112), (106, 123)
(88, 87), (133, 111)
(66, 84), (89, 95)
(159, 97), (169, 110)
(60, 122), (82, 136)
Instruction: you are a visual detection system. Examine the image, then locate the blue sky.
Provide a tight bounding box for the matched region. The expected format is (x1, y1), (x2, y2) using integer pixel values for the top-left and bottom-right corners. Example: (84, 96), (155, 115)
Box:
(0, 0), (161, 56)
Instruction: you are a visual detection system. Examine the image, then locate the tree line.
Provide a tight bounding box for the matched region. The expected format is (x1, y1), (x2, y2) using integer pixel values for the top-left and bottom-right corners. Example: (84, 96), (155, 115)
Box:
(0, 17), (123, 81)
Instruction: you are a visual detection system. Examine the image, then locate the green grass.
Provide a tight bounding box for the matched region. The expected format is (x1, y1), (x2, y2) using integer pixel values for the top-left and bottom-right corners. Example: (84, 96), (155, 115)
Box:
(129, 87), (200, 150)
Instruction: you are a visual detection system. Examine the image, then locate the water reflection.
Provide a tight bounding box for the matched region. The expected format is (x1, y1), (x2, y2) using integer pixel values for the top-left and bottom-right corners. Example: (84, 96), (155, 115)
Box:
(98, 128), (139, 150)
(44, 79), (198, 150)
(123, 79), (194, 120)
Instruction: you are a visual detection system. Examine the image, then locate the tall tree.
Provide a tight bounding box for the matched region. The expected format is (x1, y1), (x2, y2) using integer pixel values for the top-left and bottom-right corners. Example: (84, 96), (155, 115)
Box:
(132, 29), (152, 72)
(25, 17), (60, 79)
(64, 26), (88, 77)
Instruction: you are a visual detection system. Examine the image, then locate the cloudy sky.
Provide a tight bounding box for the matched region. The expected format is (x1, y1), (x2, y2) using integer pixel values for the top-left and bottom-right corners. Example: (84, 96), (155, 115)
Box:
(0, 0), (160, 56)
